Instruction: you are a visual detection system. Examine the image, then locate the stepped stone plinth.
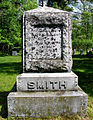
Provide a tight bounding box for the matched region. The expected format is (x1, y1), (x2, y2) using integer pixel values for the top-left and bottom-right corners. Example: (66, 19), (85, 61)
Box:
(7, 7), (87, 118)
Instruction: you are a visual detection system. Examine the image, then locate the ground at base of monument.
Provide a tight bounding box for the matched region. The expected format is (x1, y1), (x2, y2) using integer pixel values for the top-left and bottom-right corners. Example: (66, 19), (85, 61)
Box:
(7, 86), (87, 118)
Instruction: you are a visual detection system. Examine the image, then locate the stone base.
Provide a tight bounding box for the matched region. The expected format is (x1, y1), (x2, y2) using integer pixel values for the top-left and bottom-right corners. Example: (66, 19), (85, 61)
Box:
(7, 87), (87, 117)
(17, 72), (78, 91)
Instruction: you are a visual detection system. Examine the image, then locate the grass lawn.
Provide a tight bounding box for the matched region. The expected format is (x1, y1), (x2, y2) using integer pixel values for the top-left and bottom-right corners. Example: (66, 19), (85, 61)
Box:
(0, 55), (93, 120)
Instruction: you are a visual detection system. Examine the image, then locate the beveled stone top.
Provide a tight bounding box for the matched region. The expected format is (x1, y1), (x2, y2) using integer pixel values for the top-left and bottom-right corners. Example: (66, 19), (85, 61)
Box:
(24, 7), (70, 26)
(25, 7), (68, 13)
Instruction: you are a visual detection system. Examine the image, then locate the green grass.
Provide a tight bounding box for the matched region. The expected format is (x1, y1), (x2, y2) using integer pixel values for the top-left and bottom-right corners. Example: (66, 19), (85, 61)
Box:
(0, 56), (22, 119)
(0, 55), (93, 120)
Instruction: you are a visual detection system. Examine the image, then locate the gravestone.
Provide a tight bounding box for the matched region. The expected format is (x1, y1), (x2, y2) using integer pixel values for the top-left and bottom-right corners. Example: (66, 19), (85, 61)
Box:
(7, 7), (87, 117)
(12, 51), (17, 56)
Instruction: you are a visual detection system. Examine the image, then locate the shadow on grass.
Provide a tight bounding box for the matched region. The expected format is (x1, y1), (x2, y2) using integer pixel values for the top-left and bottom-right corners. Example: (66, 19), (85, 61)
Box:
(0, 60), (22, 118)
(0, 91), (9, 118)
(0, 62), (22, 74)
(73, 54), (93, 58)
(75, 71), (93, 97)
(0, 55), (93, 119)
(72, 56), (93, 97)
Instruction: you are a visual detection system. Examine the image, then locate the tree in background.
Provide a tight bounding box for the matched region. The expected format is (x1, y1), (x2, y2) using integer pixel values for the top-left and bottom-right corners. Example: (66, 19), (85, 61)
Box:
(0, 0), (37, 55)
(0, 0), (93, 54)
(47, 0), (73, 11)
(48, 0), (93, 51)
(71, 0), (93, 51)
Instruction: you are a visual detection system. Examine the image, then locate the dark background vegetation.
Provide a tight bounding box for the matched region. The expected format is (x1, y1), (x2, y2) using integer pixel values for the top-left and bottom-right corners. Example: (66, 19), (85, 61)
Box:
(0, 0), (93, 55)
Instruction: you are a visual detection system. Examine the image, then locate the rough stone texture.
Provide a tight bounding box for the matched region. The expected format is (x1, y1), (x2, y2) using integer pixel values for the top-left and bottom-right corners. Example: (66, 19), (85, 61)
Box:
(23, 7), (72, 72)
(8, 87), (87, 117)
(17, 72), (78, 91)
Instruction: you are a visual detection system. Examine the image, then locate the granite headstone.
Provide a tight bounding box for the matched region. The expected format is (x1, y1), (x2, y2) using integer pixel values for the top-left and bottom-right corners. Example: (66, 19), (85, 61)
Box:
(7, 7), (87, 118)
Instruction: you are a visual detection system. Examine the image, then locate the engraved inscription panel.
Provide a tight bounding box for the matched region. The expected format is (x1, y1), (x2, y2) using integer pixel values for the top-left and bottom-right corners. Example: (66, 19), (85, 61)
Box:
(27, 81), (67, 91)
(23, 7), (72, 72)
(30, 26), (62, 60)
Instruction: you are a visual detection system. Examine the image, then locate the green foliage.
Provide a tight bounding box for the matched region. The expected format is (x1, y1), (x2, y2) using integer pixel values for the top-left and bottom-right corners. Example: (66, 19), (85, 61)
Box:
(0, 0), (37, 54)
(0, 0), (93, 54)
(50, 0), (93, 50)
(48, 0), (73, 11)
(23, 0), (37, 11)
(72, 0), (93, 50)
(52, 2), (61, 9)
(72, 39), (93, 50)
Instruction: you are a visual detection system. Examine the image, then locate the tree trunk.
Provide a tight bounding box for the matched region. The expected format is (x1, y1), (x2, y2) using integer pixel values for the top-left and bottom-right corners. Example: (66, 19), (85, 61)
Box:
(91, 14), (93, 40)
(47, 0), (51, 6)
(8, 45), (9, 52)
(86, 21), (89, 39)
(41, 0), (43, 7)
(2, 45), (5, 53)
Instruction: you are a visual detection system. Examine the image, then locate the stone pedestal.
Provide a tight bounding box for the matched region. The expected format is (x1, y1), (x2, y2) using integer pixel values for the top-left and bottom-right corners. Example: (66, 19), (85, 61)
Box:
(8, 72), (87, 117)
(8, 87), (87, 117)
(17, 72), (78, 91)
(7, 7), (87, 118)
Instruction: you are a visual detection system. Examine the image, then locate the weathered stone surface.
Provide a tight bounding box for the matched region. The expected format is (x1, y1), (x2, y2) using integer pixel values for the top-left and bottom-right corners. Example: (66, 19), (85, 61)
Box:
(8, 87), (87, 117)
(17, 72), (78, 91)
(7, 7), (87, 118)
(23, 7), (72, 72)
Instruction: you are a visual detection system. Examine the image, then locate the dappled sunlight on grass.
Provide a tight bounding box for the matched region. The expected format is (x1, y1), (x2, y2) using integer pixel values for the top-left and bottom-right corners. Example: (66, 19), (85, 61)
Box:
(73, 69), (86, 72)
(0, 56), (22, 119)
(0, 56), (21, 91)
(0, 55), (93, 120)
(72, 55), (93, 98)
